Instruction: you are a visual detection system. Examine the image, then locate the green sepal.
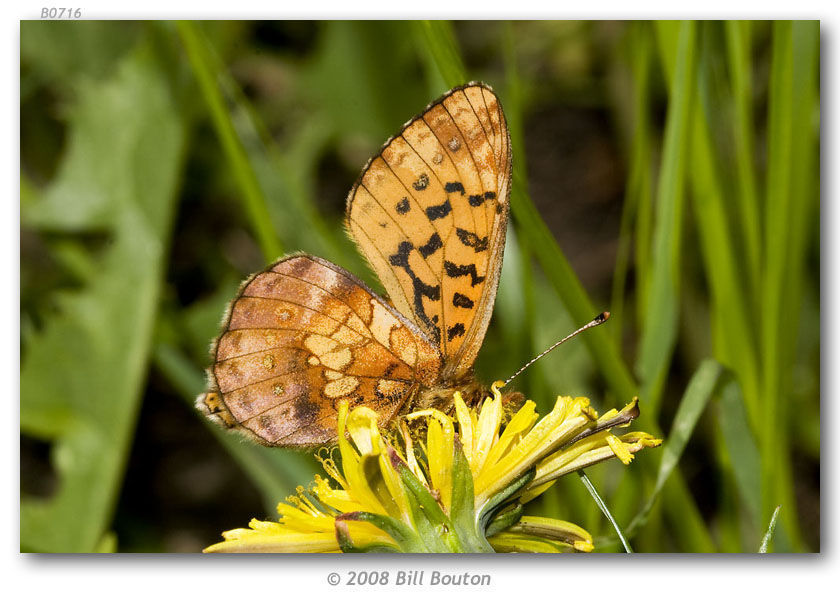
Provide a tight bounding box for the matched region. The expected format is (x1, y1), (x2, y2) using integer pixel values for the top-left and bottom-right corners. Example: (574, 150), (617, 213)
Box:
(505, 515), (593, 551)
(484, 503), (524, 539)
(487, 532), (579, 553)
(335, 511), (425, 553)
(477, 467), (535, 534)
(388, 447), (463, 553)
(449, 436), (495, 553)
(334, 520), (401, 553)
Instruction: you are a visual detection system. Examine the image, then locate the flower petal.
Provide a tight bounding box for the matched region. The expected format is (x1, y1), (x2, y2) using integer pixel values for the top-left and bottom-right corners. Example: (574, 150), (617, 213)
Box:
(336, 402), (387, 513)
(474, 395), (597, 504)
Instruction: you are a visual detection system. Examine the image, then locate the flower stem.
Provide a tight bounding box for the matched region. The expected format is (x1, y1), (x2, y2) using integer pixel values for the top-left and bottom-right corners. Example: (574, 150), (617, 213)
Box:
(578, 470), (634, 553)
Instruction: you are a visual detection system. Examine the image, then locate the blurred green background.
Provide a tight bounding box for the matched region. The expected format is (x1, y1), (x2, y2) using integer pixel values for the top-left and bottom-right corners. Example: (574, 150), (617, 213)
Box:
(20, 20), (819, 553)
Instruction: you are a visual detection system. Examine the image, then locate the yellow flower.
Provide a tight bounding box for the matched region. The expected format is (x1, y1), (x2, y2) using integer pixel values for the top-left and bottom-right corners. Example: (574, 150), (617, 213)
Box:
(204, 383), (661, 553)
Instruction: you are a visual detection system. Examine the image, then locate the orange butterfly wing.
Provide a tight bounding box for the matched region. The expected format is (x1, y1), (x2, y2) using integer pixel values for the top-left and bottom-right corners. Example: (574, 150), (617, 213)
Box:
(346, 82), (512, 380)
(198, 255), (441, 446)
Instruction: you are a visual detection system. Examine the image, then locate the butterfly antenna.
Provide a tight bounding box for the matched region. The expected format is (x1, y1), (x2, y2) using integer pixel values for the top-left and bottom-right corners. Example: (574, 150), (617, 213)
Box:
(503, 312), (611, 386)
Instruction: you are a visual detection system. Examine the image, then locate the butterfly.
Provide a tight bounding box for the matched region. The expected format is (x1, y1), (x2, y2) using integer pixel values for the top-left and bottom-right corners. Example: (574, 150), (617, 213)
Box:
(197, 82), (513, 446)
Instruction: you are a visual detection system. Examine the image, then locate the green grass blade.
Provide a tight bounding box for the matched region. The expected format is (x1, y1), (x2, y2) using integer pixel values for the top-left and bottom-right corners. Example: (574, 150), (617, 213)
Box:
(760, 21), (794, 545)
(712, 428), (745, 552)
(414, 20), (467, 89)
(656, 360), (722, 491)
(689, 23), (761, 430)
(177, 20), (281, 262)
(611, 22), (654, 346)
(760, 20), (818, 551)
(637, 21), (696, 417)
(578, 471), (633, 553)
(627, 359), (721, 536)
(724, 20), (761, 303)
(212, 66), (347, 263)
(718, 377), (761, 525)
(759, 505), (782, 553)
(774, 20), (819, 551)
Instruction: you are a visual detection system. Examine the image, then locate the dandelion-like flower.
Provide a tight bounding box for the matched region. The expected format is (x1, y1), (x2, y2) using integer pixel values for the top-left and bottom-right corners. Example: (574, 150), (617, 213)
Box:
(204, 383), (661, 553)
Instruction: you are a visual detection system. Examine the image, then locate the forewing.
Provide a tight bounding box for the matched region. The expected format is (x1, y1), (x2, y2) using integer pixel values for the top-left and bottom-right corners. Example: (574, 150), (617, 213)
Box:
(197, 255), (442, 447)
(346, 82), (511, 380)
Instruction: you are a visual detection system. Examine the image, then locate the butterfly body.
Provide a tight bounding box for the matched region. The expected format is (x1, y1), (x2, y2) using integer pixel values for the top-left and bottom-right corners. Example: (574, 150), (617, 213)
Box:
(198, 82), (512, 447)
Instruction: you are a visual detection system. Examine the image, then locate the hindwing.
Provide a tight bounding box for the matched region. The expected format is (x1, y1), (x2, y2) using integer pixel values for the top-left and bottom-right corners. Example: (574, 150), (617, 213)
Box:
(197, 254), (442, 447)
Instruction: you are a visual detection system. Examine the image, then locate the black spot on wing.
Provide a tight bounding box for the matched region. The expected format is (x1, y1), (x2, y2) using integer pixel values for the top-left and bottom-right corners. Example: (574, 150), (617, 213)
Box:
(426, 199), (452, 221)
(447, 323), (466, 341)
(445, 181), (465, 195)
(388, 240), (442, 344)
(389, 241), (413, 267)
(456, 228), (489, 252)
(419, 232), (443, 258)
(470, 190), (496, 207)
(452, 292), (474, 309)
(396, 197), (411, 214)
(444, 260), (485, 287)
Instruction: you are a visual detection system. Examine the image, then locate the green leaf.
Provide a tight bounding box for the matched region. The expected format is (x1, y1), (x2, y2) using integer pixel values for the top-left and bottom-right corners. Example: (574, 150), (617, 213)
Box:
(20, 38), (186, 552)
(21, 21), (140, 91)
